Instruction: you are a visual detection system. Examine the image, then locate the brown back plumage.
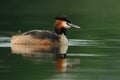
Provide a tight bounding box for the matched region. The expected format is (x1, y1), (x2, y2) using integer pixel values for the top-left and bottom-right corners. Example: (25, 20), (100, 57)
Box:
(23, 30), (59, 42)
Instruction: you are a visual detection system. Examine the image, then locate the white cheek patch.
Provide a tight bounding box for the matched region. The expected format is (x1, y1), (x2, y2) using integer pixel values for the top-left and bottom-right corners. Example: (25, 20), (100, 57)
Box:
(62, 21), (71, 28)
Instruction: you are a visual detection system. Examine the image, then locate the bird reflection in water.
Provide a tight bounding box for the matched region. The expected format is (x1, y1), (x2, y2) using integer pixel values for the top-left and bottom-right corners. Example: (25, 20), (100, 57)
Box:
(11, 44), (80, 73)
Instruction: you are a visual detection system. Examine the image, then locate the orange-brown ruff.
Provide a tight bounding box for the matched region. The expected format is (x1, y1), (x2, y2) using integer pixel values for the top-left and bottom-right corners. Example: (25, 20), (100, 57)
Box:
(11, 16), (80, 45)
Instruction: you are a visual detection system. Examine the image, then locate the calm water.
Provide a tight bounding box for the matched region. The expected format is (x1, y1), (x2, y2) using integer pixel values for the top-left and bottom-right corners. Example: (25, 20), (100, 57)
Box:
(1, 0), (120, 80)
(0, 36), (120, 80)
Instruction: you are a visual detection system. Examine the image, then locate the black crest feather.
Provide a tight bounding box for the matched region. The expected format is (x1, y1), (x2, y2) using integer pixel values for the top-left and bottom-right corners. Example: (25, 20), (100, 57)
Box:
(55, 15), (71, 23)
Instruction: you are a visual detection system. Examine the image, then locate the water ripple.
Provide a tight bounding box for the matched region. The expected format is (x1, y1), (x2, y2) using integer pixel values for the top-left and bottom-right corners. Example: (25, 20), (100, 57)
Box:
(0, 37), (11, 47)
(68, 53), (107, 57)
(0, 37), (11, 42)
(0, 37), (120, 48)
(69, 39), (98, 46)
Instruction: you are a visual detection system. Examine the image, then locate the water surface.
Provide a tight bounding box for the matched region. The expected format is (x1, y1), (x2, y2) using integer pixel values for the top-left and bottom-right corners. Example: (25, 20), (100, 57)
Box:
(0, 36), (120, 80)
(1, 0), (120, 80)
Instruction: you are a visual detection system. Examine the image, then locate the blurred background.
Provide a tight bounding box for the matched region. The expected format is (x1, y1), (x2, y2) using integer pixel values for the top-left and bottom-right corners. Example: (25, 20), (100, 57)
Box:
(1, 0), (120, 80)
(1, 0), (120, 39)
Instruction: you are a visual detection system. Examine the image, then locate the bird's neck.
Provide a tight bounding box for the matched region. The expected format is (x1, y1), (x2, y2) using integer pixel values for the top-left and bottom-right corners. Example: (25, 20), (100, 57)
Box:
(54, 25), (68, 44)
(58, 33), (68, 44)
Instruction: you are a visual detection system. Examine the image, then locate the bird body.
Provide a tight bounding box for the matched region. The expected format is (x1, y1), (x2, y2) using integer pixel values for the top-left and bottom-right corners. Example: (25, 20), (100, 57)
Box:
(11, 16), (80, 45)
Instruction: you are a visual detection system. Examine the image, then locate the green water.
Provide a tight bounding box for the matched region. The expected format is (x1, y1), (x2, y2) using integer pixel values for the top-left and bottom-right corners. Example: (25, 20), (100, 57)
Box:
(1, 0), (120, 80)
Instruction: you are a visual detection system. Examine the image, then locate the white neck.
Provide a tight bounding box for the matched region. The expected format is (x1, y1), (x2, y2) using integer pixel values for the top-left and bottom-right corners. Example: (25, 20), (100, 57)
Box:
(59, 33), (68, 44)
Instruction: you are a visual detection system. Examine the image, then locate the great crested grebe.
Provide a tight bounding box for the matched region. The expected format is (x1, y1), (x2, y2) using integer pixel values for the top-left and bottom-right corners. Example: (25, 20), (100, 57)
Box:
(11, 16), (80, 45)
